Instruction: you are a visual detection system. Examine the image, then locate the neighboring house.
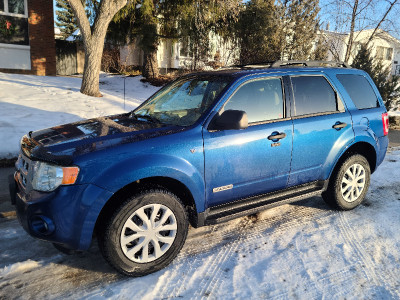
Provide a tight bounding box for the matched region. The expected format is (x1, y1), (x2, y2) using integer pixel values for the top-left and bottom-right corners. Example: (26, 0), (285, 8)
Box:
(0, 0), (56, 75)
(120, 33), (239, 72)
(323, 29), (400, 75)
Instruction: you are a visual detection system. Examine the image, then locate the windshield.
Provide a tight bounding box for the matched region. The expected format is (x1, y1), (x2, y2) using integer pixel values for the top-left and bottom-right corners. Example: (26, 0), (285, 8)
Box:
(133, 76), (231, 126)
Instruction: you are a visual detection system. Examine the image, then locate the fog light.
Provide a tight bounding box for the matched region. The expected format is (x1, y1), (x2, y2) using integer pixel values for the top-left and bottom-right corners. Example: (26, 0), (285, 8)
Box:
(30, 215), (55, 236)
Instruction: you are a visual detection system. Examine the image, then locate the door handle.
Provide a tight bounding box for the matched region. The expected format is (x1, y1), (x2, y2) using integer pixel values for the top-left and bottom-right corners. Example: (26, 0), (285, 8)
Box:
(268, 132), (286, 140)
(332, 122), (347, 130)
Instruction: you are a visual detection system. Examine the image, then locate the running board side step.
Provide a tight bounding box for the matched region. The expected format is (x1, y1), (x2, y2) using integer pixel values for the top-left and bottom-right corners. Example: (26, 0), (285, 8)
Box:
(203, 181), (327, 226)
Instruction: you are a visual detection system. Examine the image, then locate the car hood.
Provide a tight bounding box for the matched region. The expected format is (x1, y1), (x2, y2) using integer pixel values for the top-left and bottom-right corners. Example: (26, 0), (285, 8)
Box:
(21, 113), (184, 165)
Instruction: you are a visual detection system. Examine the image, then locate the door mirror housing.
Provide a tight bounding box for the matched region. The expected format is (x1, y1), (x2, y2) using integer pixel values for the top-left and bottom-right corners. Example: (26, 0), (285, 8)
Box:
(209, 110), (248, 131)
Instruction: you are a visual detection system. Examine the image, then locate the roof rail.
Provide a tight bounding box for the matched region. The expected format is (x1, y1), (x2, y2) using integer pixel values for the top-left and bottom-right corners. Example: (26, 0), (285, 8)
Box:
(236, 60), (350, 69)
(270, 60), (350, 68)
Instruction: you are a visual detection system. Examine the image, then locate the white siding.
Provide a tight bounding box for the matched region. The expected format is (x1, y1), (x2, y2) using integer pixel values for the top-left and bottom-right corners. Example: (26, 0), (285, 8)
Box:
(0, 44), (31, 70)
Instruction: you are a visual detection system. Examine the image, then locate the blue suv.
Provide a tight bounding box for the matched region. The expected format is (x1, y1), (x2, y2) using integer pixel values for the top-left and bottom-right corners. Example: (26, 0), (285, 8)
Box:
(9, 61), (389, 276)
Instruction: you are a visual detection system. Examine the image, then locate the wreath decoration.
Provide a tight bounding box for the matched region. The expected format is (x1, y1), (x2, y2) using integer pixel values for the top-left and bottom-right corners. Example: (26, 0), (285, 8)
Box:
(0, 17), (16, 39)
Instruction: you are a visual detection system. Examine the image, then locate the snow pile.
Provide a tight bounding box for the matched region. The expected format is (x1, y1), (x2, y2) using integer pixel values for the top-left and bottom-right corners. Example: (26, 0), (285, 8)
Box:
(0, 72), (160, 158)
(0, 260), (41, 277)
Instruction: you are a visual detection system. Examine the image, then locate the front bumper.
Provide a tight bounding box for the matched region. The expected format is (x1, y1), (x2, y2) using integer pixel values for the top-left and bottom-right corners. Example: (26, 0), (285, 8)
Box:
(10, 171), (113, 251)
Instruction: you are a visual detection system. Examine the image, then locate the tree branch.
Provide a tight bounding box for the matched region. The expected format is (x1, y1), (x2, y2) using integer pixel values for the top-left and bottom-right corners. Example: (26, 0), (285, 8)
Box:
(366, 0), (399, 46)
(67, 0), (92, 42)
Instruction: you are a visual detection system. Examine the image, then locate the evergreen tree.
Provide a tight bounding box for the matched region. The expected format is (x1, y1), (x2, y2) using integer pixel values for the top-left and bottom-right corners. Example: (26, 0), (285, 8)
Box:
(236, 0), (321, 64)
(352, 44), (400, 109)
(351, 44), (374, 75)
(236, 0), (281, 64)
(311, 37), (328, 60)
(175, 0), (241, 69)
(55, 0), (79, 38)
(281, 0), (321, 60)
(55, 0), (95, 39)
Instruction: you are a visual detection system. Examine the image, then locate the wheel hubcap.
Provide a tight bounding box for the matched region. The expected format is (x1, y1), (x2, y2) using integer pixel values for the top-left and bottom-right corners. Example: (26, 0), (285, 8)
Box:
(120, 204), (177, 263)
(341, 163), (366, 203)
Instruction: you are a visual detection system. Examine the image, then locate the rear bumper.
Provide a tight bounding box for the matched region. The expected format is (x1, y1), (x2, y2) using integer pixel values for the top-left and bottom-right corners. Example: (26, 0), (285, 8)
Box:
(376, 135), (389, 170)
(10, 173), (113, 251)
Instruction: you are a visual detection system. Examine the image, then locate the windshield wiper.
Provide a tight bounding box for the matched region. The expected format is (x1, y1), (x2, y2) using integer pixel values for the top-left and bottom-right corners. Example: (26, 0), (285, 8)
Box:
(131, 113), (161, 124)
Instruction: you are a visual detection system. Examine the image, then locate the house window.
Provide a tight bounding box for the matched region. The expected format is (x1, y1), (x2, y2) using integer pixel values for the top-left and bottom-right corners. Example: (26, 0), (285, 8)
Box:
(376, 46), (394, 61)
(0, 0), (29, 45)
(386, 48), (393, 61)
(0, 0), (27, 16)
(180, 38), (189, 57)
(376, 46), (384, 60)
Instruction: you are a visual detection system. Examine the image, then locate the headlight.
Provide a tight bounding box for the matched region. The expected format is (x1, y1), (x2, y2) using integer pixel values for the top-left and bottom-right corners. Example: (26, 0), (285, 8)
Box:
(32, 161), (80, 192)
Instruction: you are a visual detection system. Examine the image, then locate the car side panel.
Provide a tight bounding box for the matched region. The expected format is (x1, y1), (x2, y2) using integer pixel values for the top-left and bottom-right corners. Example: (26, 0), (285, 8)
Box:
(288, 112), (354, 185)
(93, 153), (206, 212)
(74, 128), (207, 213)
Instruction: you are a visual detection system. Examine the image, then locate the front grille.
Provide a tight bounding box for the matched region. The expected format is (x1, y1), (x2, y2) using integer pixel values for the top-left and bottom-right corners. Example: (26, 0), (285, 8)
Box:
(16, 154), (32, 189)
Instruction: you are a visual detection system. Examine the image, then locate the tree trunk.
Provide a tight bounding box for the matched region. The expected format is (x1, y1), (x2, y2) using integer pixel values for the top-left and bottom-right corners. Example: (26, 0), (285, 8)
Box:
(68, 0), (128, 97)
(81, 39), (104, 96)
(143, 50), (159, 79)
(344, 0), (359, 63)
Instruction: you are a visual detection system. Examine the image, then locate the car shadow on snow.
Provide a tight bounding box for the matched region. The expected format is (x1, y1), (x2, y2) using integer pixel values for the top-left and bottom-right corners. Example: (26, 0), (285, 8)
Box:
(0, 77), (81, 93)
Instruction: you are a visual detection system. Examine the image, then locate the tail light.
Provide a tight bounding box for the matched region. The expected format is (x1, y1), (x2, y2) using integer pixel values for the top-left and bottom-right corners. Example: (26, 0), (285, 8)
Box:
(382, 112), (389, 136)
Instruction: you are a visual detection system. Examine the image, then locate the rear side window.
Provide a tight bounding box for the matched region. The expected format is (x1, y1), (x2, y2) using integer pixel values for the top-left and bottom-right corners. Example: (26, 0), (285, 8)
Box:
(337, 74), (379, 109)
(291, 76), (339, 116)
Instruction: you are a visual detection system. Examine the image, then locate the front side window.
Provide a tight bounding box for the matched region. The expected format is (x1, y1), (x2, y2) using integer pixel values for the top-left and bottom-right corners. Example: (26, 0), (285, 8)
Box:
(223, 78), (284, 124)
(134, 76), (231, 126)
(337, 74), (379, 109)
(291, 76), (340, 117)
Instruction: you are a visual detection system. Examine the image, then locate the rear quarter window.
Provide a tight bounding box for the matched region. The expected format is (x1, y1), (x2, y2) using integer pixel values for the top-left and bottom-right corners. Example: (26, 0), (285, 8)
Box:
(336, 74), (379, 109)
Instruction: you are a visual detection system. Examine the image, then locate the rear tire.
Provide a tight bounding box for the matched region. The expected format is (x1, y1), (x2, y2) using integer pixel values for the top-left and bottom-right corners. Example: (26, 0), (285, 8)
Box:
(98, 189), (188, 277)
(322, 154), (371, 210)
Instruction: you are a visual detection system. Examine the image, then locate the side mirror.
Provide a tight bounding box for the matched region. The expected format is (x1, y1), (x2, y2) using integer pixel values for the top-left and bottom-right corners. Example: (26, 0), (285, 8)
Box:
(209, 110), (248, 131)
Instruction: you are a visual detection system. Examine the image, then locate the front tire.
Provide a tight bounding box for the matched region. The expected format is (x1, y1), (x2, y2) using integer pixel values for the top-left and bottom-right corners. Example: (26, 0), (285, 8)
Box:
(98, 189), (188, 276)
(322, 154), (371, 210)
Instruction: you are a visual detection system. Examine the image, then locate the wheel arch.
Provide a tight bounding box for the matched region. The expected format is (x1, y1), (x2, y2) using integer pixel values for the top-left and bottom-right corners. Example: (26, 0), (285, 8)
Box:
(94, 176), (199, 237)
(329, 141), (377, 181)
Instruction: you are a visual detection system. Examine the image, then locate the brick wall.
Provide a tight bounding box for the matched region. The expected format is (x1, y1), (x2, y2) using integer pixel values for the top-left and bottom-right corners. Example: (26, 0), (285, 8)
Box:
(27, 0), (56, 76)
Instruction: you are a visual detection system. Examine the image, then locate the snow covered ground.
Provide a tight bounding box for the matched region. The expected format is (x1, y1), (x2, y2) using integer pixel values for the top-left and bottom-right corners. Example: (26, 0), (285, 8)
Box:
(1, 148), (400, 299)
(0, 72), (160, 158)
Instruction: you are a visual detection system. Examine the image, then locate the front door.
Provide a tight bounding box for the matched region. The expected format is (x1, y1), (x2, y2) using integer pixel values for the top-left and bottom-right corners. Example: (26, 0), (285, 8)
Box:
(203, 76), (293, 207)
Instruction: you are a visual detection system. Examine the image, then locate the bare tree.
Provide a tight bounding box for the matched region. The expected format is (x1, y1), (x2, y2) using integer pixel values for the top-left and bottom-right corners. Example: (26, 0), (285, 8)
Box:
(321, 0), (399, 63)
(68, 0), (128, 97)
(365, 0), (399, 46)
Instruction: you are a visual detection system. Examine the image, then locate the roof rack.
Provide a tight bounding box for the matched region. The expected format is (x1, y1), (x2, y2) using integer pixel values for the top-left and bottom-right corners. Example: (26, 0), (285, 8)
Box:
(270, 60), (350, 68)
(239, 60), (350, 69)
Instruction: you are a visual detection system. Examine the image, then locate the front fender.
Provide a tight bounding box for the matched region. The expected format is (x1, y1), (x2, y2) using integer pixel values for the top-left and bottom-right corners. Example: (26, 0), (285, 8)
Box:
(92, 154), (206, 213)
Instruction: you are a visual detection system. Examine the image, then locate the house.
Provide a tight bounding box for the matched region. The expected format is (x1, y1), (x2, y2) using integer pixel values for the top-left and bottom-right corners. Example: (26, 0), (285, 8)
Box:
(0, 0), (56, 75)
(120, 33), (239, 73)
(323, 29), (400, 75)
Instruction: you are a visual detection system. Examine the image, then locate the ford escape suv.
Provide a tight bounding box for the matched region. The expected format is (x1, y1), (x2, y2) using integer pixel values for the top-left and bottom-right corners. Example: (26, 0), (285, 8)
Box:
(9, 61), (389, 276)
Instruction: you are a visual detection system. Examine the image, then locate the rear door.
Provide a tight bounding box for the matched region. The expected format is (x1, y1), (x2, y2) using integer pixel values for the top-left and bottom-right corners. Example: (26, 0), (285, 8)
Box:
(288, 74), (354, 186)
(203, 76), (293, 207)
